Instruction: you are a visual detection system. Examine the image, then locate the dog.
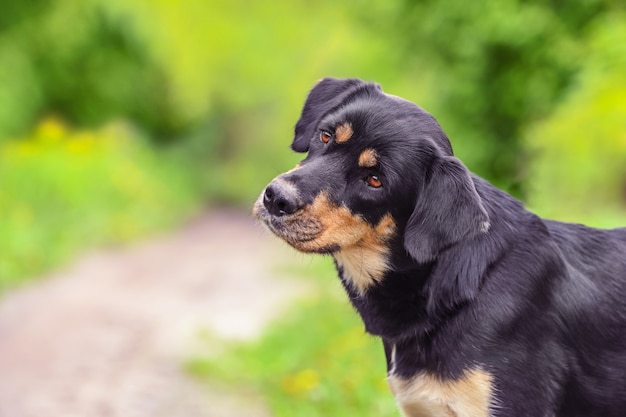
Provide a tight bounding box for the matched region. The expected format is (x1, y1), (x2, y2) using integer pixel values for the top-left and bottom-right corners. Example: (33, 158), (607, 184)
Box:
(253, 78), (626, 417)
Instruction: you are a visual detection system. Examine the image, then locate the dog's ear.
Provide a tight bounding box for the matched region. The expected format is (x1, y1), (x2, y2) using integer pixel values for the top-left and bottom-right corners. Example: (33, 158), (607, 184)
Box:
(292, 78), (367, 152)
(404, 156), (489, 263)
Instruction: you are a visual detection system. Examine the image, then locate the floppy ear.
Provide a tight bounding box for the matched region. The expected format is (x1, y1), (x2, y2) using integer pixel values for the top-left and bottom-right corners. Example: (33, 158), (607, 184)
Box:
(292, 78), (367, 152)
(404, 156), (489, 263)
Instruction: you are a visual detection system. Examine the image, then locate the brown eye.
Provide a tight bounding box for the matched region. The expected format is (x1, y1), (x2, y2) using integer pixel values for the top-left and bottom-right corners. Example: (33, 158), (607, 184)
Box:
(320, 131), (331, 143)
(367, 174), (382, 188)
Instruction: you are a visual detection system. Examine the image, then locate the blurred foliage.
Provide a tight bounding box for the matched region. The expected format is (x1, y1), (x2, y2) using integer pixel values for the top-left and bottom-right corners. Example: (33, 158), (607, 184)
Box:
(102, 0), (625, 205)
(364, 0), (622, 196)
(189, 257), (397, 417)
(0, 118), (197, 289)
(527, 15), (626, 225)
(99, 0), (415, 205)
(3, 0), (624, 206)
(0, 0), (186, 142)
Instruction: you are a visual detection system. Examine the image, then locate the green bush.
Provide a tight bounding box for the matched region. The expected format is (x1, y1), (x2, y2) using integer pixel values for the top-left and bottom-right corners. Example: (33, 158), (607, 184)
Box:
(359, 0), (621, 197)
(526, 16), (626, 225)
(0, 118), (198, 290)
(0, 0), (185, 143)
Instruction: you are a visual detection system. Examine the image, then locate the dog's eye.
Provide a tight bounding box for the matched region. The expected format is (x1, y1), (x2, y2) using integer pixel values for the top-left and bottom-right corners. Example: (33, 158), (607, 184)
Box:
(320, 131), (332, 143)
(367, 174), (382, 188)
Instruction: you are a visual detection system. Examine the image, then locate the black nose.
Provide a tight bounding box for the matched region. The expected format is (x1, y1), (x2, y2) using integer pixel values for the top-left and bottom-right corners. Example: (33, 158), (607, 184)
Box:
(263, 181), (300, 216)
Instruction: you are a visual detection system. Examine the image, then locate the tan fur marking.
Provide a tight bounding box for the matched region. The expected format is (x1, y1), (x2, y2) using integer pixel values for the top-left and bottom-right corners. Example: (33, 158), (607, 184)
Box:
(388, 369), (494, 417)
(335, 123), (353, 143)
(358, 148), (378, 168)
(260, 192), (396, 293)
(254, 188), (396, 292)
(293, 192), (370, 250)
(333, 213), (395, 294)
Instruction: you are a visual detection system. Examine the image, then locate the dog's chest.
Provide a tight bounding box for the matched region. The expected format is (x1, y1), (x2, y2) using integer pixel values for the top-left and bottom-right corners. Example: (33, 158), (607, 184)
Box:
(387, 369), (494, 417)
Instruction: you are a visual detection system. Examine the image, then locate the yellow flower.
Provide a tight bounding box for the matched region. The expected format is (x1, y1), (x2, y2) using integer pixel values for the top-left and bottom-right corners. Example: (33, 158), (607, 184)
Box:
(35, 116), (66, 144)
(15, 141), (37, 156)
(281, 368), (320, 397)
(66, 132), (97, 154)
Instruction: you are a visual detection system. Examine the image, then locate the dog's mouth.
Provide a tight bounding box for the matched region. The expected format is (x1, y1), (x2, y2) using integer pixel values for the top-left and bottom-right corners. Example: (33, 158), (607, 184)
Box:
(253, 189), (398, 293)
(253, 196), (338, 253)
(253, 190), (397, 257)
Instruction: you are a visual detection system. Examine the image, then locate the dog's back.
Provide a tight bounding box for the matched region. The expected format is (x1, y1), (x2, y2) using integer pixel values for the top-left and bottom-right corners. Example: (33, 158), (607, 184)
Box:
(546, 221), (626, 276)
(547, 221), (626, 305)
(545, 221), (626, 414)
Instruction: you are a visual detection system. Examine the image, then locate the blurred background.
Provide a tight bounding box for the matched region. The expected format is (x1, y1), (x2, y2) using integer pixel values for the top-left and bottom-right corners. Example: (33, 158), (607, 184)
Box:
(0, 0), (625, 416)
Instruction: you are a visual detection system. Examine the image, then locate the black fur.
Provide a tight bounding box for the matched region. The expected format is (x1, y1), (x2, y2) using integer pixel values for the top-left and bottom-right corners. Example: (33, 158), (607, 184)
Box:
(263, 78), (626, 416)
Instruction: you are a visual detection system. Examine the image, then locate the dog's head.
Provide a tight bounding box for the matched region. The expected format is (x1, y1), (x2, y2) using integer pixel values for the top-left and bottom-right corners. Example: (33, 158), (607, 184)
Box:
(254, 78), (489, 294)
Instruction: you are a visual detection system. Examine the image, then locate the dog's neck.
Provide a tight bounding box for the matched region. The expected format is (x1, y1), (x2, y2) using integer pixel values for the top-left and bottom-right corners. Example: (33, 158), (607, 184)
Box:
(335, 223), (496, 341)
(335, 243), (439, 340)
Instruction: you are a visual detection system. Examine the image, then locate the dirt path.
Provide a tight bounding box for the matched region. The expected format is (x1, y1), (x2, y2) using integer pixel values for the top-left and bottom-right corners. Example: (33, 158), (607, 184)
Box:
(0, 210), (306, 417)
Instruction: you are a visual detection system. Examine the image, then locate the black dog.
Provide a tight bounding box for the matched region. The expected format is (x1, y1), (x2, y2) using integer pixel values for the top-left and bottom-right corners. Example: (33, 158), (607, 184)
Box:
(253, 78), (626, 417)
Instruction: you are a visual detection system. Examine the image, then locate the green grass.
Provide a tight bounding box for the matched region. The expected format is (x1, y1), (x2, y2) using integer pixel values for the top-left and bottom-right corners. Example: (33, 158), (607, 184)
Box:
(188, 256), (399, 417)
(0, 117), (199, 291)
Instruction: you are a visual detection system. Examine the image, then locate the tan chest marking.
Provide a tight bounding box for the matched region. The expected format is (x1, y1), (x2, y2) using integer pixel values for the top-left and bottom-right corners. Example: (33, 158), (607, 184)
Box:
(333, 213), (396, 294)
(388, 369), (494, 417)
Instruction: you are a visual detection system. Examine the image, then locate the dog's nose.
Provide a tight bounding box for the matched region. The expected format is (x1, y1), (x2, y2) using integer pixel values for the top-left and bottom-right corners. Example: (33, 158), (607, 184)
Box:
(263, 181), (300, 216)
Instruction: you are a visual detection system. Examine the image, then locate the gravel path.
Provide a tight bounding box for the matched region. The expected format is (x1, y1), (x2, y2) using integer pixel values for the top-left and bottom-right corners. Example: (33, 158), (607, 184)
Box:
(0, 210), (305, 417)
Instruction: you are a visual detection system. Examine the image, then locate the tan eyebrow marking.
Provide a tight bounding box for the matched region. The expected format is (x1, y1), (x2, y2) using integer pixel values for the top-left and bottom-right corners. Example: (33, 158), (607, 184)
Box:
(335, 123), (353, 143)
(358, 148), (378, 168)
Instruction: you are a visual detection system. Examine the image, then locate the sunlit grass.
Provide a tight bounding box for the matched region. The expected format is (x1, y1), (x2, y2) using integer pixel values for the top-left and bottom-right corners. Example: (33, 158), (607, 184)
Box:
(0, 117), (199, 291)
(188, 256), (399, 417)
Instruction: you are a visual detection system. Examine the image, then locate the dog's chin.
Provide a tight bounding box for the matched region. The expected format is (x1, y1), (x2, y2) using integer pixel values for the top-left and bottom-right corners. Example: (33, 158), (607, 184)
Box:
(253, 201), (338, 254)
(266, 219), (338, 254)
(290, 241), (340, 255)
